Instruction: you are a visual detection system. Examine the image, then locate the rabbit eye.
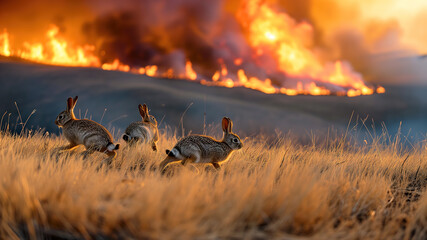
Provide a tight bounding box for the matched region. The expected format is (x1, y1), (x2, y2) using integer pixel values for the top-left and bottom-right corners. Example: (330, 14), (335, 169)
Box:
(59, 116), (63, 119)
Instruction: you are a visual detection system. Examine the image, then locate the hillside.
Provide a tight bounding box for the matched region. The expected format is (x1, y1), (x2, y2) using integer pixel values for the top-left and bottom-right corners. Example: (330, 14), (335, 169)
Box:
(0, 59), (426, 141)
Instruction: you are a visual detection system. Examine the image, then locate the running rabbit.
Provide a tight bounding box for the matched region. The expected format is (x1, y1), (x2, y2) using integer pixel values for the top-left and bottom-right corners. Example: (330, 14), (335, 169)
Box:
(55, 96), (120, 159)
(160, 117), (242, 171)
(122, 104), (159, 151)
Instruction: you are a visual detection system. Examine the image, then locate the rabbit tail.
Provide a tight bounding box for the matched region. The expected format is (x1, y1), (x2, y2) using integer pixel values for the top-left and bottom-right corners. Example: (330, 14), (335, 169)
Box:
(107, 142), (120, 151)
(123, 134), (131, 142)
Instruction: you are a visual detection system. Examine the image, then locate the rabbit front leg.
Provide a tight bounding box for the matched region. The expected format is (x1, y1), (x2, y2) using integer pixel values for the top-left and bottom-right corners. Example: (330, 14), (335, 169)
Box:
(151, 141), (157, 151)
(105, 150), (117, 159)
(160, 156), (181, 173)
(82, 149), (95, 159)
(55, 143), (78, 153)
(212, 162), (221, 170)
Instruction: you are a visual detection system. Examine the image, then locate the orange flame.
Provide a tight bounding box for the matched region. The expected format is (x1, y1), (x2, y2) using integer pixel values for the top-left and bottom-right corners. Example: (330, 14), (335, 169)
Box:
(185, 61), (197, 80)
(376, 86), (386, 94)
(145, 65), (158, 77)
(0, 3), (385, 97)
(212, 71), (220, 81)
(0, 29), (11, 57)
(233, 0), (381, 96)
(16, 25), (100, 67)
(102, 59), (130, 72)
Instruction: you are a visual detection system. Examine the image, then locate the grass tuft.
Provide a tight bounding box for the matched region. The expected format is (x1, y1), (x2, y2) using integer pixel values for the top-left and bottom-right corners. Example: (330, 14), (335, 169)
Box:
(0, 128), (426, 239)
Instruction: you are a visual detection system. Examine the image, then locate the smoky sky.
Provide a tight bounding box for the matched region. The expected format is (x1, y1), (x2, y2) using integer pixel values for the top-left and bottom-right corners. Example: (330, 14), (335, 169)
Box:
(0, 0), (425, 85)
(80, 0), (255, 76)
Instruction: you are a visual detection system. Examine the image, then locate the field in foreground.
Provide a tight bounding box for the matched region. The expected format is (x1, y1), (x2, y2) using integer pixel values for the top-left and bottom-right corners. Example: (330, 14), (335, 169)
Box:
(0, 129), (426, 240)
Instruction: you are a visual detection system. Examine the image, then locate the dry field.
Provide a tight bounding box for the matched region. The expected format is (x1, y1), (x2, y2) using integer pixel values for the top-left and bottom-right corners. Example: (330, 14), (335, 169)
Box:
(0, 126), (426, 239)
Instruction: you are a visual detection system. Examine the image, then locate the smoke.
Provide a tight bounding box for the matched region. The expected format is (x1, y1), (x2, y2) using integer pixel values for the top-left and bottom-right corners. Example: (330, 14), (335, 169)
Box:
(0, 0), (426, 84)
(270, 0), (427, 84)
(307, 0), (426, 84)
(0, 0), (93, 43)
(78, 0), (257, 77)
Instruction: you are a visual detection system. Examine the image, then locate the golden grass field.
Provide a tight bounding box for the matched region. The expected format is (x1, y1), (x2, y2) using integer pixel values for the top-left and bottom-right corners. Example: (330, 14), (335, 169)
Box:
(0, 126), (426, 239)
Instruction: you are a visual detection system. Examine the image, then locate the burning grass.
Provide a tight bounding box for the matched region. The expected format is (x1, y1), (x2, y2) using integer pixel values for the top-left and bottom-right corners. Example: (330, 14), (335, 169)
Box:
(0, 127), (426, 239)
(0, 0), (386, 96)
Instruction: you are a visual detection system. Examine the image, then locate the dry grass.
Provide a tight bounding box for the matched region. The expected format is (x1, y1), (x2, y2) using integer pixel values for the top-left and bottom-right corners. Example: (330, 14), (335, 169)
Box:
(0, 127), (426, 239)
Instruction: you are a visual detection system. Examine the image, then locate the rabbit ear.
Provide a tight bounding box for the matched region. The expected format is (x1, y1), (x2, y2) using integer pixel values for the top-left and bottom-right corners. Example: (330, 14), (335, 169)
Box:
(138, 104), (146, 119)
(72, 96), (78, 109)
(142, 104), (150, 121)
(143, 104), (148, 113)
(227, 118), (233, 133)
(67, 97), (74, 112)
(222, 117), (232, 133)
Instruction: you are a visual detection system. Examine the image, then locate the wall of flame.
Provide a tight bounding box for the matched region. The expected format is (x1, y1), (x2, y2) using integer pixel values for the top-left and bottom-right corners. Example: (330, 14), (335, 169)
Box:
(3, 0), (424, 95)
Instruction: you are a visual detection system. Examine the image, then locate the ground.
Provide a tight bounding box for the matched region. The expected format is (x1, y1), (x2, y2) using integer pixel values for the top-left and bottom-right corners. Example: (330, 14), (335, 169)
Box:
(0, 58), (427, 141)
(0, 129), (425, 239)
(0, 59), (426, 239)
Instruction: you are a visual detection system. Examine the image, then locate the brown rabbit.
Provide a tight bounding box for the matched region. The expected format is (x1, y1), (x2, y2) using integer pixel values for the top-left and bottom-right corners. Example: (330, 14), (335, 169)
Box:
(159, 117), (243, 172)
(55, 96), (120, 159)
(122, 104), (159, 151)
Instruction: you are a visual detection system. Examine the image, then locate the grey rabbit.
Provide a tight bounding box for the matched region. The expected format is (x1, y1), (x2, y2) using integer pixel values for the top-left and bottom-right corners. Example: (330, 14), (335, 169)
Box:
(122, 104), (159, 151)
(160, 117), (243, 171)
(55, 96), (120, 159)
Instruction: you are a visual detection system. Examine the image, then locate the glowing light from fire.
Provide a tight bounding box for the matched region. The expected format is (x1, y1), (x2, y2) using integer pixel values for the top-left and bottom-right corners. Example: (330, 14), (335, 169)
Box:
(323, 61), (374, 96)
(0, 29), (11, 56)
(145, 65), (158, 77)
(239, 0), (321, 75)
(1, 25), (99, 67)
(234, 58), (243, 66)
(264, 31), (277, 41)
(0, 1), (385, 97)
(221, 63), (228, 76)
(102, 59), (130, 72)
(185, 61), (197, 80)
(234, 0), (381, 96)
(212, 71), (220, 81)
(376, 86), (386, 94)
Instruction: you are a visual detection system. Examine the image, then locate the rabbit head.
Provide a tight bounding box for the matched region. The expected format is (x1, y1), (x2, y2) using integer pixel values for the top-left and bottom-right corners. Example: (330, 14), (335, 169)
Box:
(139, 104), (157, 126)
(55, 96), (78, 127)
(221, 117), (243, 150)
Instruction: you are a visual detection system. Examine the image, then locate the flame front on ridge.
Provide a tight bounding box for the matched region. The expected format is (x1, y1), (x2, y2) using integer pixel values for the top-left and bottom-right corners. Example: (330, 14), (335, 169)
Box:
(0, 0), (384, 97)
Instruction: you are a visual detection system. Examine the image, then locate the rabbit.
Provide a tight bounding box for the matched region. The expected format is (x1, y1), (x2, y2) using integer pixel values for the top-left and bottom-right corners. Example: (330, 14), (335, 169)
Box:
(55, 96), (120, 159)
(122, 104), (159, 151)
(159, 117), (243, 172)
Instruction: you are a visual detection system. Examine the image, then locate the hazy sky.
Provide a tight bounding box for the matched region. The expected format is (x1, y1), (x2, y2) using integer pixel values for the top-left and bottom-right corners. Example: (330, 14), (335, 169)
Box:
(357, 0), (427, 53)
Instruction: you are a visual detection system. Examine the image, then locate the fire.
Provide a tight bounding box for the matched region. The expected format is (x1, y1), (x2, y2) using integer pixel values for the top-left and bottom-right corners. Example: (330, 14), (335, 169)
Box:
(185, 61), (197, 80)
(0, 29), (11, 56)
(15, 25), (100, 67)
(0, 1), (385, 97)
(145, 65), (158, 77)
(234, 58), (243, 66)
(324, 61), (375, 96)
(102, 59), (130, 72)
(239, 0), (321, 76)
(376, 86), (386, 94)
(234, 0), (381, 96)
(237, 69), (277, 94)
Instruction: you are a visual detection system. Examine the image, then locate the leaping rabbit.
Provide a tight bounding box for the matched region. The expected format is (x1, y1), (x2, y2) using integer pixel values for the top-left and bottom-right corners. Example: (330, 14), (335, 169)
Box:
(160, 117), (243, 172)
(55, 96), (120, 159)
(122, 104), (159, 151)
